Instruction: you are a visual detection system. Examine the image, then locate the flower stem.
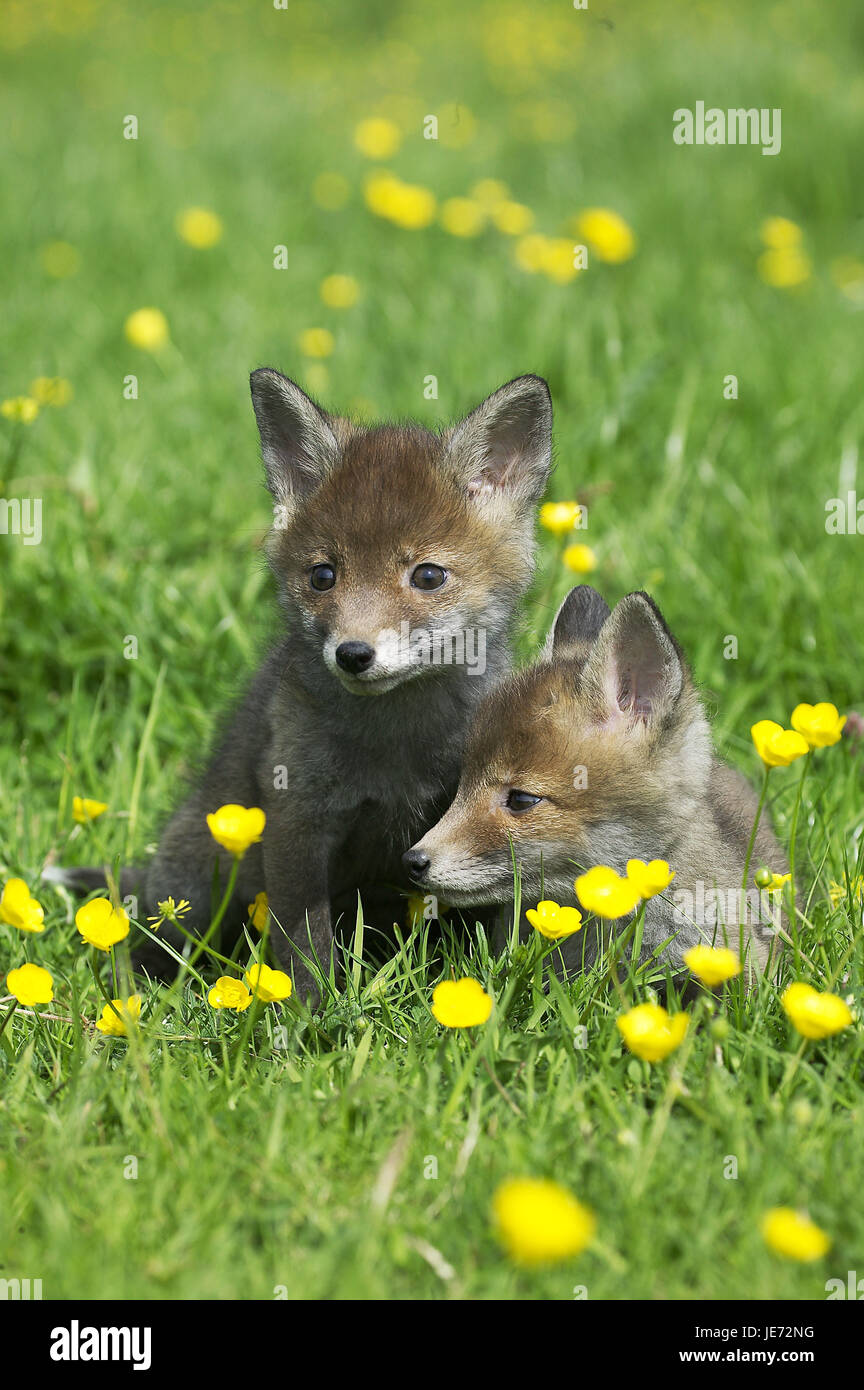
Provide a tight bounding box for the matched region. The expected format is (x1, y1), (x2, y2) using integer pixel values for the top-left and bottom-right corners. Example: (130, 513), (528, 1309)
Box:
(786, 751), (812, 971)
(741, 766), (770, 894)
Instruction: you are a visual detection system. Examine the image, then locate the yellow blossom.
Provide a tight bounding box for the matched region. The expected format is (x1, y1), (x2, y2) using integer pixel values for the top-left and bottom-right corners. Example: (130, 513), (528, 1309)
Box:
(575, 208), (636, 263)
(176, 206), (223, 249)
(313, 172), (350, 210)
(29, 377), (73, 407)
(6, 962), (54, 1008)
(96, 994), (142, 1036)
(617, 1002), (689, 1062)
(244, 962), (292, 1003)
(147, 897), (191, 929)
(575, 865), (641, 919)
(364, 172), (436, 230)
(757, 247), (812, 288)
(40, 241), (80, 277)
(756, 869), (791, 894)
(563, 543), (597, 574)
(124, 308), (169, 352)
(353, 117), (401, 159)
(0, 878), (45, 934)
(542, 237), (581, 284)
(297, 327), (334, 359)
(626, 859), (675, 899)
(539, 501), (582, 535)
(431, 977), (492, 1028)
(72, 796), (108, 824)
(248, 891), (269, 931)
(750, 720), (809, 768)
(470, 178), (510, 207)
(206, 804), (266, 857)
(319, 274), (360, 309)
(828, 875), (864, 908)
(490, 200), (535, 236)
(492, 1178), (595, 1264)
(760, 1207), (830, 1261)
(75, 898), (130, 952)
(1, 396), (38, 423)
(525, 900), (583, 941)
(760, 216), (802, 250)
(790, 702), (846, 749)
(439, 197), (486, 238)
(683, 944), (741, 986)
(208, 976), (252, 1011)
(781, 982), (853, 1040)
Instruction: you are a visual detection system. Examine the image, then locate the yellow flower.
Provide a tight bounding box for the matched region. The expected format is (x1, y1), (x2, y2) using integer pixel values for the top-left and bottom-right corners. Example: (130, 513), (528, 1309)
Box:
(206, 804), (266, 857)
(760, 216), (802, 250)
(626, 859), (675, 899)
(124, 308), (169, 352)
(0, 878), (45, 934)
(40, 240), (80, 277)
(313, 172), (350, 210)
(248, 891), (269, 931)
(75, 898), (130, 952)
(406, 892), (429, 927)
(353, 116), (401, 159)
(545, 238), (582, 284)
(539, 501), (582, 535)
(439, 197), (486, 238)
(756, 869), (791, 894)
(750, 720), (809, 768)
(828, 875), (864, 908)
(297, 328), (334, 359)
(575, 208), (636, 263)
(683, 945), (741, 987)
(1, 396), (38, 423)
(319, 274), (359, 309)
(147, 896), (191, 928)
(470, 178), (510, 207)
(6, 962), (54, 1008)
(575, 865), (641, 919)
(514, 233), (552, 273)
(781, 982), (853, 1040)
(29, 377), (73, 407)
(244, 962), (293, 1003)
(563, 543), (597, 574)
(208, 976), (252, 1011)
(790, 702), (846, 749)
(525, 900), (583, 941)
(492, 1178), (595, 1264)
(757, 247), (812, 288)
(176, 206), (223, 249)
(760, 1207), (830, 1262)
(617, 1003), (689, 1062)
(431, 977), (493, 1028)
(364, 172), (437, 230)
(72, 796), (108, 824)
(490, 201), (535, 236)
(96, 994), (142, 1036)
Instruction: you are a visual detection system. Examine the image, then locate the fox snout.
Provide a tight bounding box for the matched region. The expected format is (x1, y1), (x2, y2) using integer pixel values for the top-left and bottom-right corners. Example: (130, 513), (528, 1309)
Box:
(334, 640), (375, 675)
(402, 847), (431, 881)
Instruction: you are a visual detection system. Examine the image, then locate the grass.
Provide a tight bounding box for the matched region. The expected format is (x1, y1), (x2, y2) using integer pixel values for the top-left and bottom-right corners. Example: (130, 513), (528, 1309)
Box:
(1, 0), (863, 1300)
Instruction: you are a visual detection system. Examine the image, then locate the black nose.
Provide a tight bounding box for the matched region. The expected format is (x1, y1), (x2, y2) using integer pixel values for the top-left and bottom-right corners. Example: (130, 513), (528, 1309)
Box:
(335, 641), (375, 674)
(403, 848), (431, 881)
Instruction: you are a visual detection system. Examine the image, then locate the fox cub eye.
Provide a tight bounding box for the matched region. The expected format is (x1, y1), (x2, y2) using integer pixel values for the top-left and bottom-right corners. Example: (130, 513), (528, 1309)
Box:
(309, 564), (336, 591)
(411, 563), (447, 591)
(506, 789), (543, 813)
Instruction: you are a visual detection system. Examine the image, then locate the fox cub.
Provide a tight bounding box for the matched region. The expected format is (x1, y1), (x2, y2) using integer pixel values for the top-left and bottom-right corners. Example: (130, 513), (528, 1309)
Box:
(404, 585), (786, 980)
(121, 371), (553, 992)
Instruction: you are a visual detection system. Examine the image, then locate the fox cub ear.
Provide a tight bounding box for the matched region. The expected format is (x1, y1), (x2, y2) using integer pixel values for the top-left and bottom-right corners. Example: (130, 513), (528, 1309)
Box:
(446, 375), (552, 509)
(581, 591), (683, 726)
(547, 585), (611, 656)
(250, 369), (338, 509)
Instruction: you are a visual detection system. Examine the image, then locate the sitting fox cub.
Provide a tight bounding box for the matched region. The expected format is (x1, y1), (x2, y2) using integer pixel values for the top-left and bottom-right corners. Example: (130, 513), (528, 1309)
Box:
(78, 371), (553, 994)
(404, 585), (786, 979)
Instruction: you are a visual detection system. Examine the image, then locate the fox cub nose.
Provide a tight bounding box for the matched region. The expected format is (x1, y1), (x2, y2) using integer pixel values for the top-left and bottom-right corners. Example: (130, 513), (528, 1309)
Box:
(403, 848), (431, 881)
(335, 640), (375, 674)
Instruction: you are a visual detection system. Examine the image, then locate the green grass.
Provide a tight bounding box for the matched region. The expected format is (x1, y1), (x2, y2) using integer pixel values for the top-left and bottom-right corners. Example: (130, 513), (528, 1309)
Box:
(1, 0), (863, 1300)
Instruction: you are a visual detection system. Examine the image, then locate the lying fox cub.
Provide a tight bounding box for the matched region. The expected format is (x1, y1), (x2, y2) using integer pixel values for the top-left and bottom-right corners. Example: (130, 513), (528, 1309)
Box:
(404, 585), (786, 980)
(54, 371), (554, 997)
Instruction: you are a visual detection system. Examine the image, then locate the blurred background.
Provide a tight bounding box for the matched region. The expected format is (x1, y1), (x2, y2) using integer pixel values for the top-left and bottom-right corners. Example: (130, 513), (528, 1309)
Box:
(1, 0), (862, 843)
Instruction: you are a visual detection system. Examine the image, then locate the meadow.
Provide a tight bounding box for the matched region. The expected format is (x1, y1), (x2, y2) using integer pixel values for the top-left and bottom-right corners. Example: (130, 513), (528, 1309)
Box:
(1, 0), (863, 1300)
